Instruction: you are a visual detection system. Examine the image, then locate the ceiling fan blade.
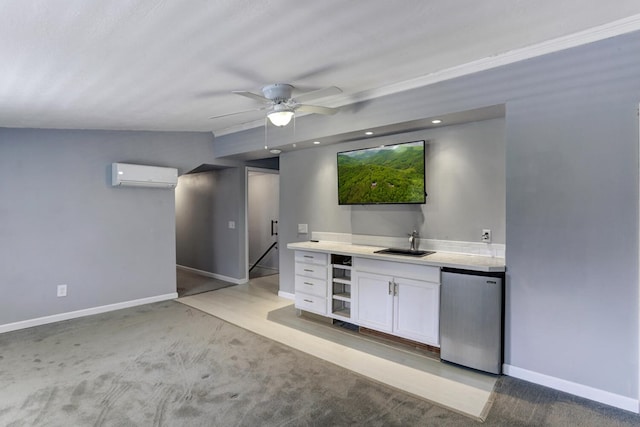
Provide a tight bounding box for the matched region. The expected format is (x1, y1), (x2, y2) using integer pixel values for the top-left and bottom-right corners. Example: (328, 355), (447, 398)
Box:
(232, 90), (270, 103)
(294, 86), (342, 103)
(208, 106), (267, 120)
(296, 104), (339, 115)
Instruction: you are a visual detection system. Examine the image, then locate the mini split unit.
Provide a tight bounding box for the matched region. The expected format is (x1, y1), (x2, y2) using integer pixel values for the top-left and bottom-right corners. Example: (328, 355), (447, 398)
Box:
(111, 163), (178, 188)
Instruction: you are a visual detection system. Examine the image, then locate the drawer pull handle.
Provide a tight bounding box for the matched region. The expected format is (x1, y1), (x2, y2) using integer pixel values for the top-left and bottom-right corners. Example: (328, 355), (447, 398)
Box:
(304, 269), (314, 272)
(304, 255), (314, 258)
(304, 282), (313, 286)
(303, 299), (313, 303)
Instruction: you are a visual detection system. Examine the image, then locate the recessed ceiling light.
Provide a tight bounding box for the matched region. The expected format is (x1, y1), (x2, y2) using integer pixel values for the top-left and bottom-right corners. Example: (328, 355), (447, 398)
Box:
(365, 131), (374, 135)
(269, 149), (282, 154)
(264, 145), (268, 150)
(292, 143), (297, 148)
(431, 119), (442, 124)
(313, 141), (320, 145)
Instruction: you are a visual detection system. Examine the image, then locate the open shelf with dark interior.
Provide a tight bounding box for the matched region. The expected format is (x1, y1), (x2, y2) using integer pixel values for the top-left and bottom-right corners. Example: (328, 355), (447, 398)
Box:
(330, 254), (352, 319)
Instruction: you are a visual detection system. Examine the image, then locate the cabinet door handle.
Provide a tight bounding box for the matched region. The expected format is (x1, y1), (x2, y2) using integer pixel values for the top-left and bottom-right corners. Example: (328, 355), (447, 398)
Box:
(394, 282), (398, 296)
(303, 299), (313, 303)
(303, 255), (313, 258)
(304, 282), (313, 286)
(388, 281), (393, 295)
(304, 269), (314, 272)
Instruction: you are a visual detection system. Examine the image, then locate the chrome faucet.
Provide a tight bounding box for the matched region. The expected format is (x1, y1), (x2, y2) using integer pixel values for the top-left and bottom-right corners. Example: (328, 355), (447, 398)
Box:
(408, 230), (419, 251)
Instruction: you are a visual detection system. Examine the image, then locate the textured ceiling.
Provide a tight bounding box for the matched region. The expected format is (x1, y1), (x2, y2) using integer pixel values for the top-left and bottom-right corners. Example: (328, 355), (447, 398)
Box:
(1, 1), (640, 135)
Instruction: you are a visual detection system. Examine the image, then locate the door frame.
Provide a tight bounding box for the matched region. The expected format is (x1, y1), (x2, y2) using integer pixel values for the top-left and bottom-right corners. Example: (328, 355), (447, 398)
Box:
(244, 166), (280, 281)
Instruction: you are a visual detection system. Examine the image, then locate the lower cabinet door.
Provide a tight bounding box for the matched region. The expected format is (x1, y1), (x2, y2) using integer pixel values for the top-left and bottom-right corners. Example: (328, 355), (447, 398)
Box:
(355, 272), (394, 333)
(393, 277), (440, 345)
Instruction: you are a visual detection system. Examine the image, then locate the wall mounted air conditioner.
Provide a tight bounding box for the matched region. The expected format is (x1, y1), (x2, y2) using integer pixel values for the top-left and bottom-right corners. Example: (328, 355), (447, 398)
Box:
(111, 163), (178, 188)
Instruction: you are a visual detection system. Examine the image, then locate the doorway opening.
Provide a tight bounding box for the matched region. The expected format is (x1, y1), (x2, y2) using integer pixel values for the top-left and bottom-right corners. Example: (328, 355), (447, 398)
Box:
(246, 168), (280, 286)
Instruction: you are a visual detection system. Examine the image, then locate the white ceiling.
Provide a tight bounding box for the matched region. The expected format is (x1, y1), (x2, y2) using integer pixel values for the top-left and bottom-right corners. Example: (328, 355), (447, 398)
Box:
(2, 1), (640, 136)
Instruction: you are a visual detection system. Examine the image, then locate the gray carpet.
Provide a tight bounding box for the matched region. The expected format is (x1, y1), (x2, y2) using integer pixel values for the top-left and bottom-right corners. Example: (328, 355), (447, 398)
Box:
(0, 301), (639, 426)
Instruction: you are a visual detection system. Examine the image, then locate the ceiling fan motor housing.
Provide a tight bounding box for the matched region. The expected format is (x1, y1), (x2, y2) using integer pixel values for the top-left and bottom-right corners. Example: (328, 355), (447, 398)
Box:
(262, 83), (293, 102)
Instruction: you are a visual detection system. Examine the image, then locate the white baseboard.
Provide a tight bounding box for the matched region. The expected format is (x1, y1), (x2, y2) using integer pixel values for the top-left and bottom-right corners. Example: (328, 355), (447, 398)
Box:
(503, 364), (639, 413)
(0, 293), (178, 334)
(278, 291), (295, 300)
(177, 264), (247, 284)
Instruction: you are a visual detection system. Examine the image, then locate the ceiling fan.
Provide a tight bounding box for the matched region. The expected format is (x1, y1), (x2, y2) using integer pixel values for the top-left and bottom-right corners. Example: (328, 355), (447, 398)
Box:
(209, 83), (342, 127)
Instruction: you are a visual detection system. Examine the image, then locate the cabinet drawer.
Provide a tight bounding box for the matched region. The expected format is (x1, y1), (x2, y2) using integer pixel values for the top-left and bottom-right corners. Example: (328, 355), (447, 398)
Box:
(295, 275), (327, 298)
(355, 257), (440, 283)
(295, 293), (327, 315)
(295, 262), (328, 280)
(295, 250), (328, 266)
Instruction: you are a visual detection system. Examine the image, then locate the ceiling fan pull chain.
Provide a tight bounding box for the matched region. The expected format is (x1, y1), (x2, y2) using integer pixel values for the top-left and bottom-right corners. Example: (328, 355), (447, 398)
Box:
(264, 116), (268, 149)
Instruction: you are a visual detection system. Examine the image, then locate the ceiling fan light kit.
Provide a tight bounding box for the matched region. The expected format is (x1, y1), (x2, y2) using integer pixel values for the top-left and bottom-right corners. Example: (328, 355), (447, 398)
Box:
(267, 104), (295, 126)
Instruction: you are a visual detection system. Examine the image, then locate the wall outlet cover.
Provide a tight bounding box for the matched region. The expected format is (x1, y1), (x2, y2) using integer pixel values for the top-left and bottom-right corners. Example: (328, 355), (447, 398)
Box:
(57, 284), (67, 297)
(482, 229), (491, 243)
(228, 221), (235, 229)
(298, 224), (308, 234)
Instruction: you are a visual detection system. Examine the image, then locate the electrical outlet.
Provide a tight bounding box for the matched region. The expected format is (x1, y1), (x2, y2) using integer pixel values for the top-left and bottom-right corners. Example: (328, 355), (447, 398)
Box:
(228, 221), (235, 229)
(57, 284), (67, 297)
(481, 229), (491, 243)
(298, 224), (308, 234)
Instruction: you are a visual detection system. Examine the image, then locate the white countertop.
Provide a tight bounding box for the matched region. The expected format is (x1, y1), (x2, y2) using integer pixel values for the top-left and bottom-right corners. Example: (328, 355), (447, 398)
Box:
(287, 241), (506, 272)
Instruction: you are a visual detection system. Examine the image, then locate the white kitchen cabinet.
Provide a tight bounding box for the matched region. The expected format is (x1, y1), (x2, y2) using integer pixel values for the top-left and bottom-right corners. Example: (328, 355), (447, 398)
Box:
(355, 271), (394, 333)
(355, 258), (440, 346)
(329, 255), (353, 321)
(295, 250), (328, 266)
(393, 277), (440, 345)
(293, 249), (441, 347)
(294, 292), (327, 314)
(294, 251), (329, 315)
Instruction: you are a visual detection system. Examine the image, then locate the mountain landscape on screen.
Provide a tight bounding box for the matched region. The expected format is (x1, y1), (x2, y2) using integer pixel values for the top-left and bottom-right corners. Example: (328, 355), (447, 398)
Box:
(337, 140), (426, 205)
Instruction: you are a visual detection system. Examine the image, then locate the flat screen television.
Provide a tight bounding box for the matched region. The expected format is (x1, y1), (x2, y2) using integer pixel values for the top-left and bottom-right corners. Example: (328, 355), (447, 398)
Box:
(337, 140), (426, 205)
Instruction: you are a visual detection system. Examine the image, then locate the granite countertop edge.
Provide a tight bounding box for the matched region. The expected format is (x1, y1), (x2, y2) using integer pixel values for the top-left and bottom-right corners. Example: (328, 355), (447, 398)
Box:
(287, 241), (506, 273)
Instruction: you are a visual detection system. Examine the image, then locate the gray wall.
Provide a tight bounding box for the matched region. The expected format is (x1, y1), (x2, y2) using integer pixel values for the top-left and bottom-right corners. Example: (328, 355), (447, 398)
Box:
(279, 118), (506, 295)
(506, 89), (639, 396)
(0, 128), (226, 325)
(239, 31), (640, 400)
(175, 168), (247, 280)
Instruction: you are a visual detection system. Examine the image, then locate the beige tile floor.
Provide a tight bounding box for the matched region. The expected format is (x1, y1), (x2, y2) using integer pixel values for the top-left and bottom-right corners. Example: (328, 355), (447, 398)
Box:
(177, 275), (496, 421)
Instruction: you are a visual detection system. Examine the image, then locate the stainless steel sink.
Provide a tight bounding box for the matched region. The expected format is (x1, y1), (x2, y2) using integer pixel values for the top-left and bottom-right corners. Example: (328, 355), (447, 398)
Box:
(374, 248), (436, 257)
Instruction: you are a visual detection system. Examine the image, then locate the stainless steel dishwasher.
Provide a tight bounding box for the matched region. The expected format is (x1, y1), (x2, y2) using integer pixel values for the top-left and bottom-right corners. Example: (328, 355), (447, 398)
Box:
(440, 268), (504, 374)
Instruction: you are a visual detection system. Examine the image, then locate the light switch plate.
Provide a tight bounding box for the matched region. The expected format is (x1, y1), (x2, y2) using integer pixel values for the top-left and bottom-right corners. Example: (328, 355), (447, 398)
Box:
(298, 224), (308, 234)
(228, 221), (235, 229)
